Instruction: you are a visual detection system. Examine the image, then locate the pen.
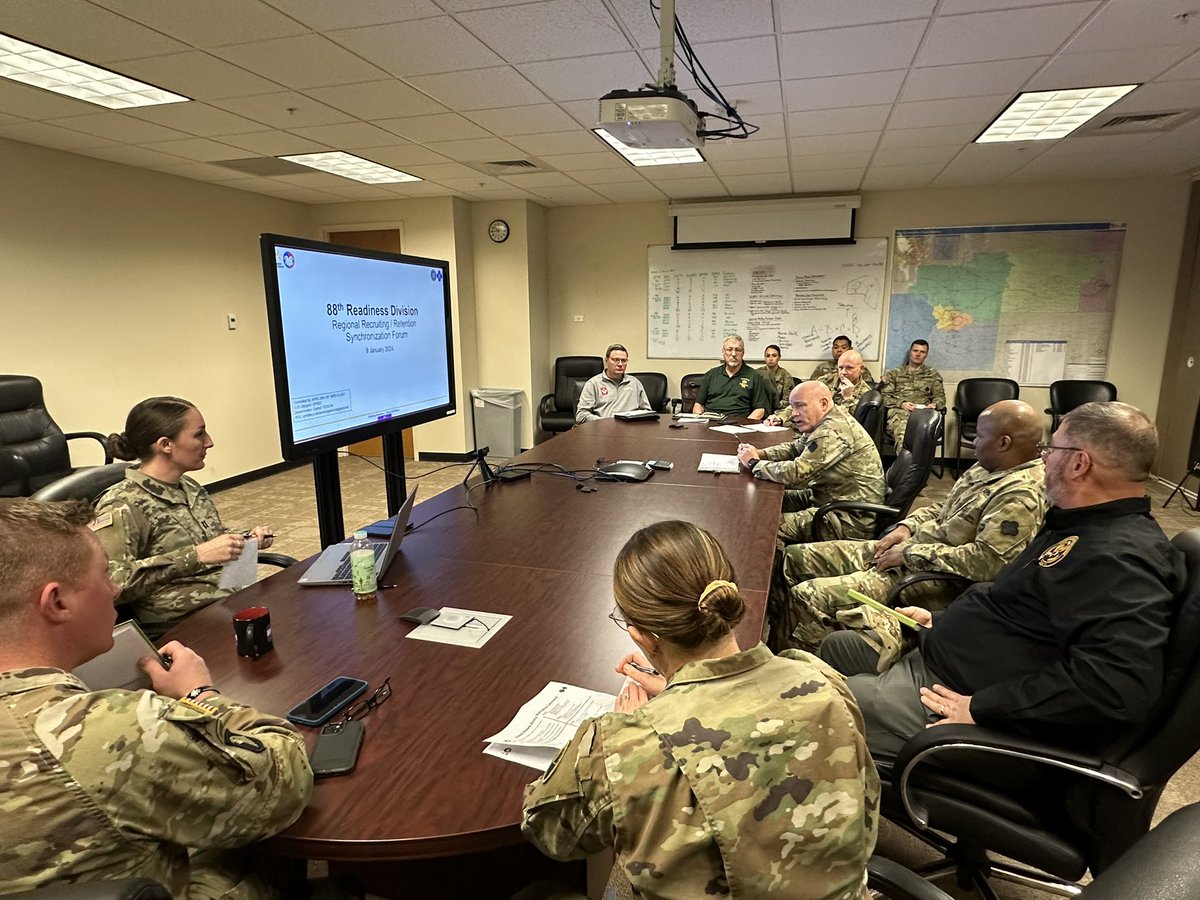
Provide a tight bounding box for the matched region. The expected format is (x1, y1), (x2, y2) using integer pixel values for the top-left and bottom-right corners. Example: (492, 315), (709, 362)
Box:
(626, 660), (660, 676)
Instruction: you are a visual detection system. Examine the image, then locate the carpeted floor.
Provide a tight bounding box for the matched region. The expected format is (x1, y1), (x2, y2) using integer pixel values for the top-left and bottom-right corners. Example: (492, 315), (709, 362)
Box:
(212, 455), (1200, 899)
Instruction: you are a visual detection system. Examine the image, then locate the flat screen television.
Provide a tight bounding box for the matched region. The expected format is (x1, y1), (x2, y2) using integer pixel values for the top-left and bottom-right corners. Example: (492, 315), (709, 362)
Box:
(260, 234), (456, 461)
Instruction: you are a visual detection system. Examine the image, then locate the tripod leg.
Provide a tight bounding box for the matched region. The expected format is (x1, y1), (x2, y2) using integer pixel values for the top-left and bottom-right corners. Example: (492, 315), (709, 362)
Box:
(1164, 466), (1197, 509)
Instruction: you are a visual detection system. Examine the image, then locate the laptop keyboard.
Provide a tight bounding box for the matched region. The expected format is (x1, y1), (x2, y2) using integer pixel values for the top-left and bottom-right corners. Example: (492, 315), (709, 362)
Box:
(330, 542), (384, 581)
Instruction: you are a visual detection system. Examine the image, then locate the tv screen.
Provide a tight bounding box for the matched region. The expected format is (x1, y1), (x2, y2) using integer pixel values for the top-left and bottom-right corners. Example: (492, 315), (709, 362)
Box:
(260, 234), (456, 460)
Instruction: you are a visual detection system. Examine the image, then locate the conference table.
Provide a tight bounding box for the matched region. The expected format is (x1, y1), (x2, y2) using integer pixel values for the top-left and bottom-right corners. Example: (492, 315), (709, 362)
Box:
(166, 417), (794, 871)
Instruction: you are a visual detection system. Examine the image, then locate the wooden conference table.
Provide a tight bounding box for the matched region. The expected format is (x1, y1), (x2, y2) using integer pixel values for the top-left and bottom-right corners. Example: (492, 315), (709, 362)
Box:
(166, 417), (794, 863)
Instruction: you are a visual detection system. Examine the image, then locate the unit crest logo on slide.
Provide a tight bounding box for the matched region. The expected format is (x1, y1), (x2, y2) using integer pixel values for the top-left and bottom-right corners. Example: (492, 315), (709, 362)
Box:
(282, 251), (295, 268)
(1038, 536), (1078, 568)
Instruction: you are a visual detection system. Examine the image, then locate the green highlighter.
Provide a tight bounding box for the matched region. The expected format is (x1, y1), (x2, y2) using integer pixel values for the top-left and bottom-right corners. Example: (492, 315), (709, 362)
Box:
(847, 588), (921, 630)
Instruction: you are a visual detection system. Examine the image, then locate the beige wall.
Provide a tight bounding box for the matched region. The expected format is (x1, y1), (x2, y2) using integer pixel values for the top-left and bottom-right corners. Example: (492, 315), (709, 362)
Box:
(0, 137), (313, 484)
(545, 178), (1191, 460)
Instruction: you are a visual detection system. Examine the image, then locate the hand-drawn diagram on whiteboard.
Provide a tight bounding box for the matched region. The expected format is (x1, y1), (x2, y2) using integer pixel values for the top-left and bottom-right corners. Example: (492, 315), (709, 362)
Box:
(886, 224), (1124, 383)
(648, 241), (888, 360)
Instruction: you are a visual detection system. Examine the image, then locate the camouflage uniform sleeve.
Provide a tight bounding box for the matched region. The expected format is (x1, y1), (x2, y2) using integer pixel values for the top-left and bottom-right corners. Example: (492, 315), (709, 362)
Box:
(92, 502), (203, 605)
(878, 368), (901, 405)
(51, 692), (313, 850)
(522, 718), (614, 860)
(929, 369), (946, 409)
(753, 427), (853, 488)
(897, 501), (940, 535)
(902, 484), (1046, 579)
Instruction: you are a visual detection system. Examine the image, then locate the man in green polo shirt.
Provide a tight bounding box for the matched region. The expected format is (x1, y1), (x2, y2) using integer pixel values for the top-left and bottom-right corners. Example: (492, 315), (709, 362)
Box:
(693, 335), (770, 421)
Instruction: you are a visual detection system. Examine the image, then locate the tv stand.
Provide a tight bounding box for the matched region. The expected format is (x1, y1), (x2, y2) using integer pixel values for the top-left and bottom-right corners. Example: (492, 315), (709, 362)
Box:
(312, 432), (409, 549)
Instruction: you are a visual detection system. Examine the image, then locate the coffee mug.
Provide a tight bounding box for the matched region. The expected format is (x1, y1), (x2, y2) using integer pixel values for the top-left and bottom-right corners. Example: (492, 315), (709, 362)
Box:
(233, 606), (273, 658)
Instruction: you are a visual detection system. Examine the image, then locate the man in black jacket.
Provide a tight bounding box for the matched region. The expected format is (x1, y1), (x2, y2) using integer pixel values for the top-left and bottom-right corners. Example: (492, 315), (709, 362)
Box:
(820, 401), (1185, 756)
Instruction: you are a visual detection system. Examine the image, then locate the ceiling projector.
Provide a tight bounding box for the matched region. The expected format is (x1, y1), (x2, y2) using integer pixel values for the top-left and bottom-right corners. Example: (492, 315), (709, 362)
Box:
(596, 88), (704, 150)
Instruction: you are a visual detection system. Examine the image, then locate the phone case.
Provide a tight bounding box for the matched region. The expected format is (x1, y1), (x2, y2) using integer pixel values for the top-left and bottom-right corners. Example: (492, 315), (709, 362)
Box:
(286, 678), (368, 727)
(310, 720), (365, 777)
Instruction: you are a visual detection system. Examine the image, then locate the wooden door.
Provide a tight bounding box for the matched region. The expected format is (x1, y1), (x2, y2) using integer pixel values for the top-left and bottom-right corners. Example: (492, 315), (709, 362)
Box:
(329, 228), (415, 460)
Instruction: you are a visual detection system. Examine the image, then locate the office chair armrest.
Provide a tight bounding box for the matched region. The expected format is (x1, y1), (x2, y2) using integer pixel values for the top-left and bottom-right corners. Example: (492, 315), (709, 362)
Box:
(64, 431), (114, 464)
(810, 501), (900, 542)
(537, 393), (555, 415)
(884, 572), (974, 608)
(257, 552), (298, 568)
(669, 397), (681, 414)
(867, 856), (954, 900)
(0, 448), (31, 495)
(892, 724), (1144, 831)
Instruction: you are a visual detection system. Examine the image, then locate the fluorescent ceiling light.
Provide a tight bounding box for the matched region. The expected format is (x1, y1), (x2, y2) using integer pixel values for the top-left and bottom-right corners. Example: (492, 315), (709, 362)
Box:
(0, 32), (189, 109)
(977, 85), (1140, 142)
(593, 128), (705, 166)
(279, 152), (422, 184)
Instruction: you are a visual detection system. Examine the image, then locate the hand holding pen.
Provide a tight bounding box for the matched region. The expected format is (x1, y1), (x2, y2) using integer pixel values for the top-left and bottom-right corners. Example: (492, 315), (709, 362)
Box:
(615, 652), (666, 698)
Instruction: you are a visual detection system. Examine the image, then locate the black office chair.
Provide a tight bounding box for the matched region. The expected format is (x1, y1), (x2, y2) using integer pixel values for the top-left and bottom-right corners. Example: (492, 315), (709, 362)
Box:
(0, 374), (112, 496)
(1, 878), (170, 899)
(30, 462), (130, 503)
(810, 408), (939, 542)
(673, 373), (706, 413)
(1046, 380), (1117, 432)
(630, 371), (670, 413)
(951, 378), (1018, 476)
(853, 389), (885, 447)
(879, 527), (1200, 899)
(537, 356), (602, 435)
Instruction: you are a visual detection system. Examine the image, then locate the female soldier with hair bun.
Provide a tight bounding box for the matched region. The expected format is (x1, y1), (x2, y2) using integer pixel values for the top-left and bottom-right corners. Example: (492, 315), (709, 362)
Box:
(93, 397), (274, 638)
(522, 520), (878, 899)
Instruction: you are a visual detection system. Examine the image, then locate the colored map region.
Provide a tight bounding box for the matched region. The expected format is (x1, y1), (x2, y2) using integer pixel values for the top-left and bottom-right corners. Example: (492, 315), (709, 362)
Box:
(886, 225), (1124, 380)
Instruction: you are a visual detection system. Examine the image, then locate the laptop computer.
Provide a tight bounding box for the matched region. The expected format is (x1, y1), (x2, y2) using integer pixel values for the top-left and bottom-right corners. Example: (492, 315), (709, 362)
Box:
(299, 486), (417, 586)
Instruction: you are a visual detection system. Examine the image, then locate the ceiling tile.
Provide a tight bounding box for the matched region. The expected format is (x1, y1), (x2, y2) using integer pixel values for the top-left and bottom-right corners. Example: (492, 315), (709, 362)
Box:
(1103, 80), (1200, 114)
(888, 94), (1011, 129)
(656, 177), (728, 200)
(406, 67), (548, 111)
(779, 21), (926, 79)
(213, 35), (389, 89)
(209, 92), (356, 128)
(328, 18), (503, 76)
(698, 81), (784, 117)
(609, 0), (775, 46)
(524, 184), (609, 205)
(939, 0), (1085, 12)
(790, 168), (865, 193)
(1005, 154), (1105, 180)
(0, 119), (114, 150)
(364, 145), (454, 167)
(647, 36), (780, 89)
(1037, 132), (1158, 156)
(861, 163), (944, 189)
(789, 132), (881, 155)
(509, 130), (608, 156)
(142, 137), (253, 162)
(902, 58), (1043, 102)
(1065, 0), (1200, 52)
(785, 70), (906, 111)
(878, 123), (982, 148)
(500, 171), (575, 188)
(455, 0), (630, 64)
(47, 112), (191, 143)
(423, 136), (525, 161)
(778, 0), (937, 31)
(1161, 50), (1200, 82)
(517, 52), (653, 102)
(703, 137), (790, 160)
(303, 81), (448, 119)
(788, 151), (873, 170)
(591, 181), (667, 202)
(787, 105), (892, 137)
(115, 52), (282, 101)
(260, 0), (442, 29)
(539, 151), (627, 171)
(917, 4), (1097, 66)
(378, 113), (491, 142)
(124, 103), (267, 137)
(1029, 46), (1196, 90)
(0, 78), (99, 119)
(0, 0), (188, 61)
(463, 104), (580, 136)
(565, 166), (648, 184)
(147, 159), (258, 181)
(217, 130), (332, 155)
(286, 122), (402, 149)
(929, 143), (1047, 185)
(707, 156), (792, 176)
(720, 172), (793, 196)
(398, 162), (485, 181)
(871, 144), (963, 167)
(89, 0), (309, 48)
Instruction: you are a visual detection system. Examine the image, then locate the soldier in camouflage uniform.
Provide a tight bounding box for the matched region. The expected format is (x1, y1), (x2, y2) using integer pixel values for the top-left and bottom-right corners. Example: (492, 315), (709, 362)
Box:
(820, 349), (874, 411)
(809, 335), (875, 385)
(755, 343), (795, 411)
(522, 521), (878, 900)
(879, 339), (945, 447)
(776, 400), (1045, 656)
(93, 397), (274, 638)
(0, 499), (312, 897)
(738, 382), (884, 545)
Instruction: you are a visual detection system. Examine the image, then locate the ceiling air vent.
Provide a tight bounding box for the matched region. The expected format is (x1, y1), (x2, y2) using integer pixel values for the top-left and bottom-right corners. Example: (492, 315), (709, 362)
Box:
(1076, 109), (1200, 136)
(471, 158), (551, 176)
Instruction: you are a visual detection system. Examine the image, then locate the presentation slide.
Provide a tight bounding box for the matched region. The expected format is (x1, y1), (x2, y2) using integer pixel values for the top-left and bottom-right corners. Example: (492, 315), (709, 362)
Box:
(272, 245), (451, 445)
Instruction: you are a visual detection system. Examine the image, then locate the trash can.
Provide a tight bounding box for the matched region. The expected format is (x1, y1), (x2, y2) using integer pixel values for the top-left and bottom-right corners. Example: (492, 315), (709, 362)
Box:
(470, 388), (524, 458)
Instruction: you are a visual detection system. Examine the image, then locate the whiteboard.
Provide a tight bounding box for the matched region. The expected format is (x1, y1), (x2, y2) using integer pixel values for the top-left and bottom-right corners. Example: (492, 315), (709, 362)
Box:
(647, 240), (888, 360)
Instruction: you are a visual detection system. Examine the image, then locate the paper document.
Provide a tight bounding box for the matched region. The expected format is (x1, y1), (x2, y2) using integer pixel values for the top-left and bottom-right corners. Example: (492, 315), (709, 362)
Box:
(218, 537), (259, 590)
(710, 424), (754, 435)
(484, 681), (616, 770)
(73, 621), (160, 691)
(744, 423), (790, 433)
(405, 607), (510, 648)
(697, 453), (742, 473)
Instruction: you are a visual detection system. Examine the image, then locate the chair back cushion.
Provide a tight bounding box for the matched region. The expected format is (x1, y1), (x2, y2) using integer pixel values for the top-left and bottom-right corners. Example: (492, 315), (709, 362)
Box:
(29, 463), (130, 503)
(854, 390), (884, 443)
(552, 357), (603, 410)
(1049, 380), (1117, 415)
(630, 372), (668, 412)
(954, 378), (1019, 420)
(882, 409), (939, 525)
(679, 373), (705, 408)
(0, 375), (70, 492)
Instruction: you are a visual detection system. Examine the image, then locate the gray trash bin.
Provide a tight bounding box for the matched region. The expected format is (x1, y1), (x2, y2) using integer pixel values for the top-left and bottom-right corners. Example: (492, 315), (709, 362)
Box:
(470, 388), (524, 458)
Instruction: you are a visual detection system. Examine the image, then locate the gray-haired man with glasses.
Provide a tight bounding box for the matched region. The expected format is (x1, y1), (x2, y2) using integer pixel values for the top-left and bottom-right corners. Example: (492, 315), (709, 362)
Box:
(819, 402), (1185, 756)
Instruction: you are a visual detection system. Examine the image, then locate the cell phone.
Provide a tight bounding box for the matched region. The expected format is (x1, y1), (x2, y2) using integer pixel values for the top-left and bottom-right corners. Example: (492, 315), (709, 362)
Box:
(310, 720), (365, 777)
(286, 676), (368, 727)
(646, 459), (673, 470)
(847, 589), (922, 630)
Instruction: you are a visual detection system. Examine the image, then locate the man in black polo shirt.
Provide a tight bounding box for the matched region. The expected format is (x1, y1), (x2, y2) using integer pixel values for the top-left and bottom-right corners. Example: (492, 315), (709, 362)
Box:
(693, 335), (770, 420)
(820, 401), (1185, 756)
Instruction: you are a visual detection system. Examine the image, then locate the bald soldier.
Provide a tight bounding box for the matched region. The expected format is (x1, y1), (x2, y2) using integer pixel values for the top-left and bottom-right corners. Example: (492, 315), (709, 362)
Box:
(775, 400), (1046, 656)
(737, 381), (884, 545)
(821, 349), (873, 410)
(0, 499), (313, 897)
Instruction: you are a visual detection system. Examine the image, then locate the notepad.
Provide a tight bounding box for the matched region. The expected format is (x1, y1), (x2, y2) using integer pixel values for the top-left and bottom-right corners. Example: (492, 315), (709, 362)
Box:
(697, 453), (742, 473)
(73, 621), (160, 691)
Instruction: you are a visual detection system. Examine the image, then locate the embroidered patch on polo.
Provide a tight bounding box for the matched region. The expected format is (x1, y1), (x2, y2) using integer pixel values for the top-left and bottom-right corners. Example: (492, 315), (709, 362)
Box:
(1038, 536), (1078, 567)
